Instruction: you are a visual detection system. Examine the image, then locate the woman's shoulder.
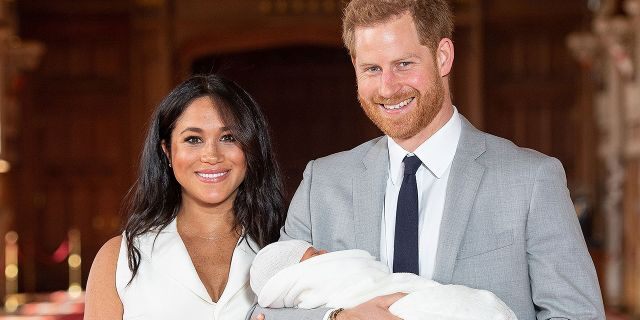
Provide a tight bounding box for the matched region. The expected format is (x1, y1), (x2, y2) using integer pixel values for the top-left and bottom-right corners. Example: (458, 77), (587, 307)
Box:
(88, 236), (123, 285)
(101, 235), (123, 254)
(85, 235), (124, 318)
(96, 236), (123, 265)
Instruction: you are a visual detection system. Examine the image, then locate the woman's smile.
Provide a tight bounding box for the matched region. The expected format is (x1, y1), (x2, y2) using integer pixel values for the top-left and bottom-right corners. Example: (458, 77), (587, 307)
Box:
(195, 169), (230, 183)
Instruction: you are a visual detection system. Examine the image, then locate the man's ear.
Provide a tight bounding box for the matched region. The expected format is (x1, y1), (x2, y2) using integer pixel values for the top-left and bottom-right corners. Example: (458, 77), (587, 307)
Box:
(437, 38), (454, 77)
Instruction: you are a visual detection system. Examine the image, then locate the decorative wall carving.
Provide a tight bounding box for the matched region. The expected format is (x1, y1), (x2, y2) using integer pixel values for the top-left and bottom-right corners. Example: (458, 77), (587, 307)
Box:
(0, 0), (44, 163)
(568, 0), (640, 313)
(0, 0), (43, 303)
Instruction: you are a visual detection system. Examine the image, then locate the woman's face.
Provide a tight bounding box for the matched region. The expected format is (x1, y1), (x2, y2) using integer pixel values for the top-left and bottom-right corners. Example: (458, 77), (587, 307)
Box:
(163, 96), (247, 210)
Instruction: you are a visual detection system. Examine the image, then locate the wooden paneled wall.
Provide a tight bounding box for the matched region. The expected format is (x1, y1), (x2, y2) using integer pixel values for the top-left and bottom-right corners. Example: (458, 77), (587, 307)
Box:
(18, 1), (133, 291)
(483, 0), (594, 193)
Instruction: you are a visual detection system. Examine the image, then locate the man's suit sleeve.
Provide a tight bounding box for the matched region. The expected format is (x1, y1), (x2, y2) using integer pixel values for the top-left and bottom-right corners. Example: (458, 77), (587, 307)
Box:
(280, 160), (315, 242)
(527, 157), (605, 319)
(246, 304), (330, 320)
(248, 161), (331, 320)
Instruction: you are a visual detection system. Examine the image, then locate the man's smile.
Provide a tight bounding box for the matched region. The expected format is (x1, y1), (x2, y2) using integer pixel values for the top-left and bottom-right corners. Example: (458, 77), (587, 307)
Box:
(380, 97), (415, 110)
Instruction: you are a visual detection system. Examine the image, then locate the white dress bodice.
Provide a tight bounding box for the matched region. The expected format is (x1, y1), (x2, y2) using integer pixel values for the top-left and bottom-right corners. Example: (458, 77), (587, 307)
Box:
(115, 219), (257, 319)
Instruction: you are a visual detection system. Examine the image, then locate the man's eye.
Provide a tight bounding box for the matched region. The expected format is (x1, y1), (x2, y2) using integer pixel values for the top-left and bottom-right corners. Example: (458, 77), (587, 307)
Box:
(185, 136), (202, 144)
(366, 66), (381, 73)
(398, 61), (412, 68)
(220, 134), (236, 142)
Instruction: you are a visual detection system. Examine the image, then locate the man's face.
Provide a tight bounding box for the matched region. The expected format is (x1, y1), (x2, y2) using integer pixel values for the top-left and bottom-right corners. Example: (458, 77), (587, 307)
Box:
(352, 13), (445, 141)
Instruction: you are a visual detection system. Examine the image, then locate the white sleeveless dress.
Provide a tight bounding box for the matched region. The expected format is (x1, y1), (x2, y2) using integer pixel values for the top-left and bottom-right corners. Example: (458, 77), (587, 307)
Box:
(115, 219), (257, 319)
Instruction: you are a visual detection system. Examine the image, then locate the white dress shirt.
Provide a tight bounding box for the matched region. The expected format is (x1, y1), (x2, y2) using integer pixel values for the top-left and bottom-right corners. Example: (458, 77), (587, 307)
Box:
(379, 107), (462, 279)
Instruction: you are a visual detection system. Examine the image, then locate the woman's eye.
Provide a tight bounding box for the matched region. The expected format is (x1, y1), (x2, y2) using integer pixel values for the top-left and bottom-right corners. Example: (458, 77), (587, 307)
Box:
(220, 134), (236, 142)
(185, 136), (202, 144)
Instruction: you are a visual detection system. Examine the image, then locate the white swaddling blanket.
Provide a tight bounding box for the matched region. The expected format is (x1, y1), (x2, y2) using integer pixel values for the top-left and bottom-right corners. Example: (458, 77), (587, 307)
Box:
(257, 249), (517, 320)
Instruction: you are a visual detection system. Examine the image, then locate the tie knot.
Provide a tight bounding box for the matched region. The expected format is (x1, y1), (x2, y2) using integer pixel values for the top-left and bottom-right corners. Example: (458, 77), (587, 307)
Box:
(403, 155), (422, 175)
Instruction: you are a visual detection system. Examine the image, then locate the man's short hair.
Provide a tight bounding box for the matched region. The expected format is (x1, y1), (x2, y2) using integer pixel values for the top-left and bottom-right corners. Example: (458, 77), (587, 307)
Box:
(342, 0), (454, 56)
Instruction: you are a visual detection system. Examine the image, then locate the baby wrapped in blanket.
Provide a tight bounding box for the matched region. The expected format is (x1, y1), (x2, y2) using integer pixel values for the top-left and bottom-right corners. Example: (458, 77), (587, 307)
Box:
(250, 240), (517, 320)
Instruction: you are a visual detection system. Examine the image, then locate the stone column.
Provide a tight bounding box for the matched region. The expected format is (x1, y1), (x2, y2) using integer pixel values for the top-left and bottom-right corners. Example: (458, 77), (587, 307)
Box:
(0, 0), (43, 305)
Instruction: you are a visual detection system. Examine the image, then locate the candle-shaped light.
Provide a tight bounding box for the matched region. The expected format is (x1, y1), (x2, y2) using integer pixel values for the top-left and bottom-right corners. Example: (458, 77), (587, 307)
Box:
(4, 231), (18, 312)
(67, 229), (82, 298)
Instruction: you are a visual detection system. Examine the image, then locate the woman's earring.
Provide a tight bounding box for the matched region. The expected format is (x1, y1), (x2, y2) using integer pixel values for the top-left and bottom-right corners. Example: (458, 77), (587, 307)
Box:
(169, 161), (172, 168)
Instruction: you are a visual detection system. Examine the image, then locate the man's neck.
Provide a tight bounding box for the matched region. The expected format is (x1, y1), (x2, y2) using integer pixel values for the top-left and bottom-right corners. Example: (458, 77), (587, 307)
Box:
(394, 103), (454, 152)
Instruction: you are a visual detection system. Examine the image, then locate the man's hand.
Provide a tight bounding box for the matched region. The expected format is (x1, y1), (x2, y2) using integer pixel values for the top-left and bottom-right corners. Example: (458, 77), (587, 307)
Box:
(337, 293), (406, 320)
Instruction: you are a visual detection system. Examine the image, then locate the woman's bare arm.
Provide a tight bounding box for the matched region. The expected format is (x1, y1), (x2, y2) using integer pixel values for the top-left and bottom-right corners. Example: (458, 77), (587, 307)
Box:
(84, 236), (124, 320)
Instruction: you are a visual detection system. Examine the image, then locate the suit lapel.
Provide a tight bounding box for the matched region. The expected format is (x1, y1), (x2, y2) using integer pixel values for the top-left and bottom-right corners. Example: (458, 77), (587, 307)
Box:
(433, 117), (486, 283)
(217, 237), (257, 306)
(145, 220), (214, 304)
(353, 136), (389, 258)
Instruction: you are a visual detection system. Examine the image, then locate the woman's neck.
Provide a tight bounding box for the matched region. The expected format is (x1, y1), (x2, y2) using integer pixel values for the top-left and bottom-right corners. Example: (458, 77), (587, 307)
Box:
(177, 198), (237, 235)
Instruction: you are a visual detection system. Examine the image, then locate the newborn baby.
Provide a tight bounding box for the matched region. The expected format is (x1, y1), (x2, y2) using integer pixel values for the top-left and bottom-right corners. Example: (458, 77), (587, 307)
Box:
(250, 240), (517, 320)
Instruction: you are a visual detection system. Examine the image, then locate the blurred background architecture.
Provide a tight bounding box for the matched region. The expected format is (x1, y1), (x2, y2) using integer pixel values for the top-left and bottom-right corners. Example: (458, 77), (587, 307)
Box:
(0, 0), (637, 318)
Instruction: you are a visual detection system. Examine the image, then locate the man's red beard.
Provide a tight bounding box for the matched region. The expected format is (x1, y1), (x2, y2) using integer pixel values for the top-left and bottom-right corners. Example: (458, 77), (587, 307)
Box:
(358, 76), (445, 140)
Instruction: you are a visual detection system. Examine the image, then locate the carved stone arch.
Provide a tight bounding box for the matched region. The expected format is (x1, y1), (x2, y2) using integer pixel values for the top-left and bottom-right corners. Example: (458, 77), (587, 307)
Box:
(175, 25), (343, 79)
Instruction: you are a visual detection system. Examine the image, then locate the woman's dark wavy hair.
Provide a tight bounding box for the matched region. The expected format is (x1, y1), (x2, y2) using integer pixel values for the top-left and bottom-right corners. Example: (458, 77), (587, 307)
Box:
(123, 74), (286, 280)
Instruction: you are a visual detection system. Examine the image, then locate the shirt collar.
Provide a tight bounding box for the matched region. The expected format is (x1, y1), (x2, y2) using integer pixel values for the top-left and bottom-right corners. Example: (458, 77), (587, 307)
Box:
(387, 107), (462, 185)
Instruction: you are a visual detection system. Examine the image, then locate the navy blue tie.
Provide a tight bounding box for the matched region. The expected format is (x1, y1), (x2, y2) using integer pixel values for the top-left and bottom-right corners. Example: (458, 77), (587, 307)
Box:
(393, 155), (422, 274)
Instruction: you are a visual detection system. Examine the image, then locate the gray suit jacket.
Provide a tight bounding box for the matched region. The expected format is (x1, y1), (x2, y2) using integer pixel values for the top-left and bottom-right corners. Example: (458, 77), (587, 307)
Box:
(253, 117), (604, 320)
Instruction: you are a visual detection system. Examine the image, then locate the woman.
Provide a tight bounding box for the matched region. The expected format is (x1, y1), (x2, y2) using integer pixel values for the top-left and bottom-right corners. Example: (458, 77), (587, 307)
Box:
(85, 74), (286, 319)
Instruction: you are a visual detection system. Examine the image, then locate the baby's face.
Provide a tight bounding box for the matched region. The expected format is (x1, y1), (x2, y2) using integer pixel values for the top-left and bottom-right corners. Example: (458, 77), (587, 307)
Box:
(300, 246), (328, 262)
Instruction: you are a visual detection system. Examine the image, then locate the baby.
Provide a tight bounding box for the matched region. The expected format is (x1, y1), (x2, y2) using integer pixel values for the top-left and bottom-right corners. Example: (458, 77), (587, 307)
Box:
(250, 240), (517, 320)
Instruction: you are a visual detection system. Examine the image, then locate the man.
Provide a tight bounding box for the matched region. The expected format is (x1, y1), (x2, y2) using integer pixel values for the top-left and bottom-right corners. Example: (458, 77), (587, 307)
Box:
(252, 0), (605, 319)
